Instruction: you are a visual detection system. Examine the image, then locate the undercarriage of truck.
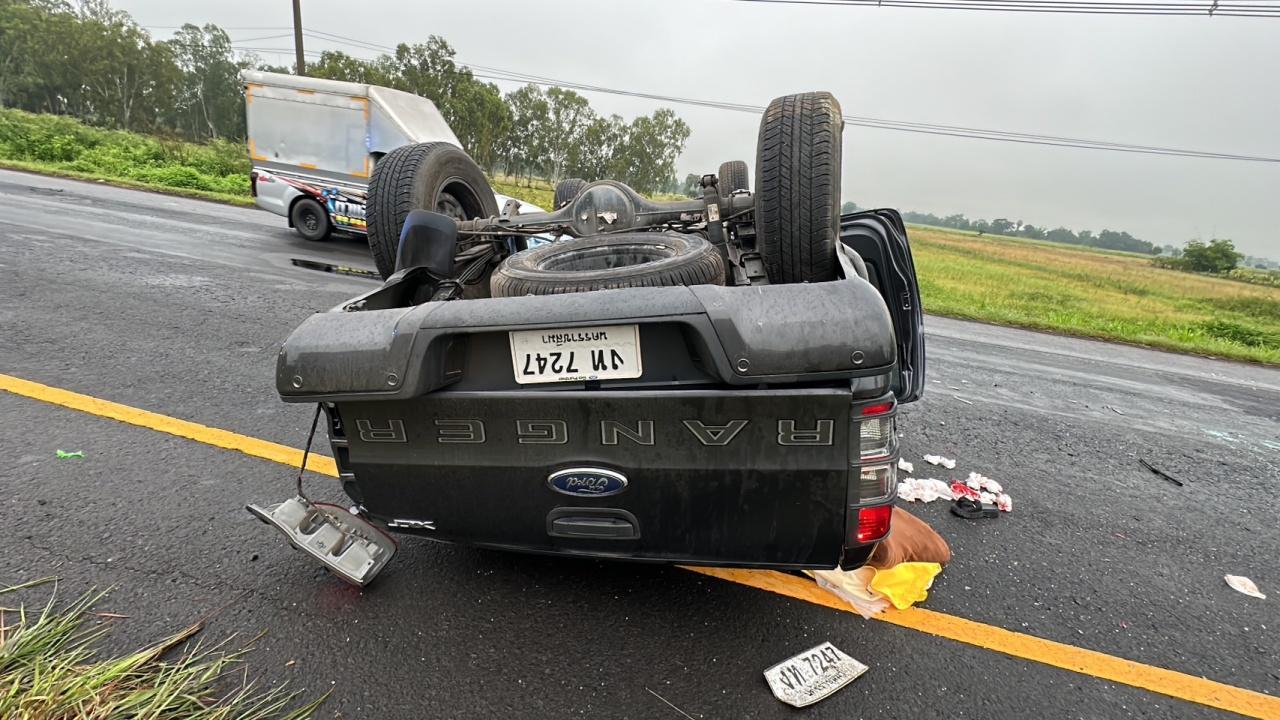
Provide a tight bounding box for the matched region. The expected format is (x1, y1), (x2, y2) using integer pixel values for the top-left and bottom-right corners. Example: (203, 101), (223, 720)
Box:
(248, 91), (926, 586)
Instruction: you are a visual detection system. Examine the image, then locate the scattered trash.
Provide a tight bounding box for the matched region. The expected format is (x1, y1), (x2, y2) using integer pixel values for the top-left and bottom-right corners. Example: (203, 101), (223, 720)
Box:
(951, 498), (1000, 520)
(946, 385), (961, 390)
(285, 659), (297, 668)
(965, 471), (1002, 494)
(954, 396), (974, 405)
(869, 562), (943, 609)
(994, 493), (1013, 512)
(897, 478), (954, 503)
(1139, 459), (1184, 487)
(812, 567), (889, 619)
(55, 450), (84, 459)
(901, 469), (1013, 513)
(1105, 405), (1126, 415)
(1224, 575), (1266, 599)
(763, 642), (868, 707)
(923, 454), (956, 469)
(897, 458), (914, 474)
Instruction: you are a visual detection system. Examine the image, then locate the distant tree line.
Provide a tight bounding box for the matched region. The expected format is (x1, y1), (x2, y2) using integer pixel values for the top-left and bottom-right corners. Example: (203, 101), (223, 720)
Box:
(838, 199), (1260, 276)
(896, 207), (1159, 254)
(0, 0), (691, 193)
(296, 41), (690, 193)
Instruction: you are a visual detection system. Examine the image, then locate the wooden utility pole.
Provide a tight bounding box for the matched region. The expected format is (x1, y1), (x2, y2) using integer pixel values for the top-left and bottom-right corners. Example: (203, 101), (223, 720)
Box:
(292, 0), (306, 75)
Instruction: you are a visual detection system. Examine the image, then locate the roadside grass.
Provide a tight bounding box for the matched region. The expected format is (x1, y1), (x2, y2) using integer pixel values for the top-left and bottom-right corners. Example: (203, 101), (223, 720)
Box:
(910, 227), (1280, 364)
(0, 108), (252, 203)
(0, 578), (324, 719)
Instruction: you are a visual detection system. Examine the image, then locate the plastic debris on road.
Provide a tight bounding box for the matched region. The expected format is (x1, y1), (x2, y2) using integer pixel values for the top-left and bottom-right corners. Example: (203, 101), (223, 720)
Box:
(965, 472), (1013, 511)
(898, 458), (914, 474)
(55, 450), (84, 459)
(899, 467), (1013, 513)
(1224, 575), (1266, 599)
(965, 471), (1002, 494)
(923, 454), (956, 469)
(811, 566), (890, 619)
(898, 478), (955, 503)
(869, 562), (943, 609)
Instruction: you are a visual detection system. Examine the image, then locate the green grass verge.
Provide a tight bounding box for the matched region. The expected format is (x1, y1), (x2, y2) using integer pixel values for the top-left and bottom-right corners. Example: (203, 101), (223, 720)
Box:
(0, 579), (324, 718)
(0, 108), (253, 202)
(911, 227), (1280, 365)
(0, 158), (255, 206)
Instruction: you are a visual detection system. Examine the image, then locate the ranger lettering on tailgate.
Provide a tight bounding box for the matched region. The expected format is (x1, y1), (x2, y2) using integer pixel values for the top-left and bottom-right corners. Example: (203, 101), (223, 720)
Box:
(352, 418), (836, 446)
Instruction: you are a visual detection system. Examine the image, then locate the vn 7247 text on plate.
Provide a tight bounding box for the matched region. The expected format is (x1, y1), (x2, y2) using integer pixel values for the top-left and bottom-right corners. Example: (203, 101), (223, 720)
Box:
(509, 324), (642, 385)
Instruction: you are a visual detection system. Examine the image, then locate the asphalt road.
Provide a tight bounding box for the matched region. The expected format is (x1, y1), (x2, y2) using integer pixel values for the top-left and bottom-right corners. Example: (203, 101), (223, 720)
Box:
(1, 168), (1277, 719)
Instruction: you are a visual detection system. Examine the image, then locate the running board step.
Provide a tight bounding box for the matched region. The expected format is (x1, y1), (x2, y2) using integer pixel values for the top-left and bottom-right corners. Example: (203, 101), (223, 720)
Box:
(247, 496), (396, 586)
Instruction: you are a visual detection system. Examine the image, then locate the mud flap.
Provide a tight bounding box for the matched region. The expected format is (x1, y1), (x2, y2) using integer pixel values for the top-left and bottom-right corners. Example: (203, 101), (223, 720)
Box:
(247, 497), (396, 586)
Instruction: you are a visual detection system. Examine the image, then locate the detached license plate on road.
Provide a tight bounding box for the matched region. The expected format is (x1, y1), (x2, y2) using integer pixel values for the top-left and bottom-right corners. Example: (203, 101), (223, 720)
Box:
(509, 324), (642, 384)
(763, 642), (868, 708)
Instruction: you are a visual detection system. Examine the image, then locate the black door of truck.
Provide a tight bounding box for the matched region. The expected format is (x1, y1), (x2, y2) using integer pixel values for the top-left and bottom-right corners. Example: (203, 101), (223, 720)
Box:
(838, 210), (927, 403)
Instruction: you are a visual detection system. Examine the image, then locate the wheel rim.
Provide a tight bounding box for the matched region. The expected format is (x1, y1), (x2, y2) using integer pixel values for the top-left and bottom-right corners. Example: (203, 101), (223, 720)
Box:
(435, 177), (486, 221)
(436, 192), (465, 220)
(301, 209), (319, 233)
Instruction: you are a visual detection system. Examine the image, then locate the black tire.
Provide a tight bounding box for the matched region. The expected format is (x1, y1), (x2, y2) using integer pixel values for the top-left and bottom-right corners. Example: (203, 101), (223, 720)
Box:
(367, 142), (499, 279)
(554, 177), (589, 209)
(718, 160), (750, 193)
(490, 232), (725, 297)
(754, 92), (843, 284)
(290, 197), (330, 241)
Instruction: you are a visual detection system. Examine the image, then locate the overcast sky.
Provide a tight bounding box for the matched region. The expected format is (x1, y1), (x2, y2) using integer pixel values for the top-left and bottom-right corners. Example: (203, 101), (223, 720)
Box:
(120, 0), (1279, 258)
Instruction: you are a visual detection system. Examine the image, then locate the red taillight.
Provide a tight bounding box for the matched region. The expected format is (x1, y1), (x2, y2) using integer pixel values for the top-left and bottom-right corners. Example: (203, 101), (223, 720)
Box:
(860, 402), (894, 416)
(855, 505), (893, 543)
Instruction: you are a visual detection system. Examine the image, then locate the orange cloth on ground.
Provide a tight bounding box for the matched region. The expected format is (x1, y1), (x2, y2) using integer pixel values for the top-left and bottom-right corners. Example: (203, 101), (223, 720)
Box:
(867, 506), (951, 569)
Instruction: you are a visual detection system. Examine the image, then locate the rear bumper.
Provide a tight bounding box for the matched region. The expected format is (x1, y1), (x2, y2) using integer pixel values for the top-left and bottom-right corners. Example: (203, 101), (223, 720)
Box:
(279, 280), (901, 569)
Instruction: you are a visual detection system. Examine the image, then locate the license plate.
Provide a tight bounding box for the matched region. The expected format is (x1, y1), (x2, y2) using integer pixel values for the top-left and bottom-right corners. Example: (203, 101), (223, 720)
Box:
(763, 642), (868, 708)
(509, 324), (642, 385)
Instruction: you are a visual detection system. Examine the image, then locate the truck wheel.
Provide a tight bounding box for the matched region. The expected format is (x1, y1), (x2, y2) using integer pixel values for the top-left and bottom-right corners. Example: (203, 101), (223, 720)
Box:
(490, 232), (725, 297)
(718, 160), (750, 193)
(290, 197), (331, 241)
(367, 142), (499, 279)
(554, 177), (588, 209)
(754, 92), (843, 283)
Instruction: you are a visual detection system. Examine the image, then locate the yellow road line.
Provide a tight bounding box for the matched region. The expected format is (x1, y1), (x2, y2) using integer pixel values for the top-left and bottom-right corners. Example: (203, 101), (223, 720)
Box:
(4, 371), (1278, 719)
(687, 566), (1280, 719)
(0, 373), (337, 477)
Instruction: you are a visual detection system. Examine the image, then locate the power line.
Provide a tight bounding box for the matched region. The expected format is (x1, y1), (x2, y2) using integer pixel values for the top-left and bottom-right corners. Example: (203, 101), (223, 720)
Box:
(228, 30), (1280, 162)
(730, 0), (1280, 16)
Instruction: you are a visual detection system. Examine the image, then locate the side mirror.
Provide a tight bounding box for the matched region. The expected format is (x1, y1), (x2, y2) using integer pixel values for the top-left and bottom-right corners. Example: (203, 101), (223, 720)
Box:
(396, 209), (458, 276)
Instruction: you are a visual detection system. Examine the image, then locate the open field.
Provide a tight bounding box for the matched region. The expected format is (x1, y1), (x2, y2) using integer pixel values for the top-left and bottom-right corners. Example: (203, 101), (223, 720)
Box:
(910, 227), (1280, 364)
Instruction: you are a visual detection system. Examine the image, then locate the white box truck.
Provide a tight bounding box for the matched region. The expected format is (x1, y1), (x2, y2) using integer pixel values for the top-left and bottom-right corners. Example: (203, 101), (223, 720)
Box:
(243, 70), (536, 243)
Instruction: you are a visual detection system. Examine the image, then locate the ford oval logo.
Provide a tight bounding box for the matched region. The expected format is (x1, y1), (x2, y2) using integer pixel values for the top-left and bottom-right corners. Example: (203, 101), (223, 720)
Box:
(547, 468), (628, 497)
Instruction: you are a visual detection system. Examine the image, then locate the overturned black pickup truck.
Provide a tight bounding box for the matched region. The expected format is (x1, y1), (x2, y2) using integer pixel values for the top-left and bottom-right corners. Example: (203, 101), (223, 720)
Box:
(249, 92), (925, 586)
